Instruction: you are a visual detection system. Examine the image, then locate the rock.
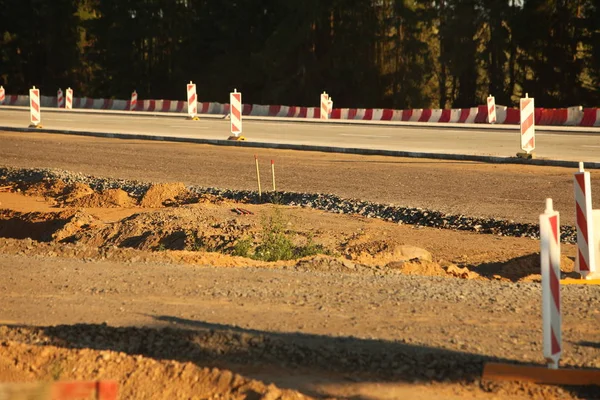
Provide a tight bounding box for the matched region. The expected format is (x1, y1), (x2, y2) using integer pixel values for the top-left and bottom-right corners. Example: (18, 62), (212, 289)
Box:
(391, 245), (432, 262)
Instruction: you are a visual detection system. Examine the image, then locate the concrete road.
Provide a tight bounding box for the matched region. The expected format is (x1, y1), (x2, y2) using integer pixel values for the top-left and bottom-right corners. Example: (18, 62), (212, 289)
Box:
(1, 107), (600, 163)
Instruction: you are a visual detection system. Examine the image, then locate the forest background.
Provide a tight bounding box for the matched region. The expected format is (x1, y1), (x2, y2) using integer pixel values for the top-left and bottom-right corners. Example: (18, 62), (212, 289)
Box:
(0, 0), (598, 109)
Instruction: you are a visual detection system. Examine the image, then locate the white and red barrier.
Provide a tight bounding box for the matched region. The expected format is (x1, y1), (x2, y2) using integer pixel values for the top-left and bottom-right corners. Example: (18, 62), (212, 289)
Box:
(2, 90), (600, 127)
(487, 95), (496, 124)
(187, 81), (197, 119)
(574, 162), (599, 279)
(0, 86), (4, 105)
(66, 88), (73, 110)
(539, 198), (562, 369)
(230, 89), (242, 137)
(520, 94), (535, 153)
(320, 92), (330, 120)
(130, 90), (138, 111)
(29, 86), (41, 127)
(57, 88), (64, 108)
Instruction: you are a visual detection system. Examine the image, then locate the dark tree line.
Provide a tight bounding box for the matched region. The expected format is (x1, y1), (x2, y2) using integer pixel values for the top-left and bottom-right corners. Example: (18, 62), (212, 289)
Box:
(1, 0), (598, 108)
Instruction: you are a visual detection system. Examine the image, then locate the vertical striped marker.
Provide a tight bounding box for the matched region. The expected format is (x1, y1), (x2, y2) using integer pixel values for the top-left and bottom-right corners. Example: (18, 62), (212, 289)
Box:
(487, 95), (496, 124)
(574, 162), (596, 278)
(320, 92), (329, 120)
(540, 198), (561, 369)
(230, 89), (242, 137)
(187, 81), (197, 119)
(0, 86), (4, 105)
(57, 88), (64, 108)
(130, 90), (138, 111)
(520, 94), (535, 153)
(65, 88), (73, 110)
(29, 86), (41, 127)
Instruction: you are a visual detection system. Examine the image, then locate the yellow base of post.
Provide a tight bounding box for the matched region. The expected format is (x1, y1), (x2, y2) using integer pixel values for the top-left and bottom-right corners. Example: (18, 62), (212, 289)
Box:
(227, 135), (246, 141)
(516, 152), (535, 159)
(186, 116), (200, 121)
(483, 363), (600, 386)
(560, 277), (600, 285)
(28, 124), (43, 129)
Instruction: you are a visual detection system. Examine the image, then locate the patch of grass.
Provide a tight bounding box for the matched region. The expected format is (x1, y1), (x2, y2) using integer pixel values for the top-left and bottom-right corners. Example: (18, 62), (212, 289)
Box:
(253, 208), (295, 261)
(232, 237), (253, 258)
(294, 233), (329, 258)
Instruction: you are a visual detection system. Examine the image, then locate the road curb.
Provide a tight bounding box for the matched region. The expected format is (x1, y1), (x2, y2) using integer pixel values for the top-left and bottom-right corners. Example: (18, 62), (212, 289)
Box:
(2, 126), (599, 169)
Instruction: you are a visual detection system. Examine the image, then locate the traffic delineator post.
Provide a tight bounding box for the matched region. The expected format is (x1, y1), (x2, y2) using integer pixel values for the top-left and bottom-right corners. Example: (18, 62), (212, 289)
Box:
(517, 93), (535, 157)
(482, 199), (600, 385)
(57, 88), (64, 108)
(186, 81), (199, 120)
(539, 198), (561, 369)
(29, 86), (42, 128)
(65, 87), (73, 110)
(320, 92), (329, 120)
(573, 162), (600, 280)
(227, 89), (245, 141)
(487, 95), (496, 124)
(130, 90), (138, 111)
(0, 85), (5, 105)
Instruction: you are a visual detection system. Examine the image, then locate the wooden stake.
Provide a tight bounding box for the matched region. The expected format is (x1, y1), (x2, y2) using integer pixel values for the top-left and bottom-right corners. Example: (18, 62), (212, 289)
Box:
(271, 160), (276, 191)
(255, 155), (262, 199)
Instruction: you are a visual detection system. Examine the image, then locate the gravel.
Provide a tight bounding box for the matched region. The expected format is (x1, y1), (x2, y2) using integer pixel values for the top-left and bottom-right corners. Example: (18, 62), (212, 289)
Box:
(0, 166), (578, 243)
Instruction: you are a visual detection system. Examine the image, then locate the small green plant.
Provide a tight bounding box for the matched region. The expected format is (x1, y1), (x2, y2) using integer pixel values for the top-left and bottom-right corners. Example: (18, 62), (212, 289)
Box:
(49, 359), (64, 381)
(252, 208), (295, 261)
(157, 243), (167, 252)
(294, 233), (329, 258)
(232, 237), (253, 257)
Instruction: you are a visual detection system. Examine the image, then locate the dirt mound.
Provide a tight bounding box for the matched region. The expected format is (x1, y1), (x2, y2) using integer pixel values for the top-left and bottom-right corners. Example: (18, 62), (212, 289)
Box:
(294, 255), (360, 273)
(475, 253), (576, 282)
(61, 182), (95, 203)
(0, 340), (308, 400)
(346, 241), (433, 266)
(385, 259), (447, 277)
(69, 188), (136, 208)
(20, 179), (68, 200)
(140, 182), (188, 208)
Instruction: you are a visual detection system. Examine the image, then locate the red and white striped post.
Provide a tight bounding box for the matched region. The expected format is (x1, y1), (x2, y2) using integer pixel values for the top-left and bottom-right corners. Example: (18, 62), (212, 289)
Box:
(574, 162), (597, 279)
(230, 89), (242, 137)
(0, 86), (4, 105)
(57, 88), (64, 108)
(520, 93), (535, 153)
(487, 95), (496, 124)
(320, 92), (329, 120)
(187, 81), (197, 119)
(130, 90), (138, 111)
(29, 86), (41, 127)
(539, 198), (562, 369)
(65, 88), (73, 110)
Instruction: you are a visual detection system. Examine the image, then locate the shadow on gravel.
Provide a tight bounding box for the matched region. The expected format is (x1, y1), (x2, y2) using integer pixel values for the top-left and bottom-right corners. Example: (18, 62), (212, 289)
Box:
(1, 318), (536, 397)
(3, 320), (599, 398)
(578, 341), (600, 349)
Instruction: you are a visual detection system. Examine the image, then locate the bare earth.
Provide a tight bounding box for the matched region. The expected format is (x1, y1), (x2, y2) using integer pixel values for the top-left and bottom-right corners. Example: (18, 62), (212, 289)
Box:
(0, 131), (599, 400)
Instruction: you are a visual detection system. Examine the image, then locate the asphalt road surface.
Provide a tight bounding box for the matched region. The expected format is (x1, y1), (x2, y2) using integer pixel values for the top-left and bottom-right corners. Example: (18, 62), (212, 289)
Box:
(1, 107), (600, 162)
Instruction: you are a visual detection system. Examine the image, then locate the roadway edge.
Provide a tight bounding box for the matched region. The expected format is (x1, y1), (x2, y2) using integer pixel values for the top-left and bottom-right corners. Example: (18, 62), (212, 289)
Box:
(1, 126), (598, 169)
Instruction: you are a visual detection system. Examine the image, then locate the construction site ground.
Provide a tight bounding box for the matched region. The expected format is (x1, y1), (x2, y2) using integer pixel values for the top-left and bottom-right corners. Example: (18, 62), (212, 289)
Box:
(0, 131), (599, 400)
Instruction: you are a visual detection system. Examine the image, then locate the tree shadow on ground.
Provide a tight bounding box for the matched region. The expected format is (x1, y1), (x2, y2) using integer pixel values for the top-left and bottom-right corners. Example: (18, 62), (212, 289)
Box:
(2, 317), (594, 398)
